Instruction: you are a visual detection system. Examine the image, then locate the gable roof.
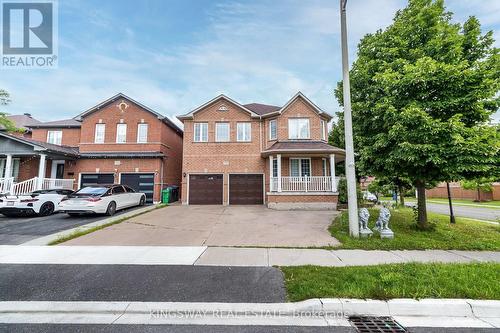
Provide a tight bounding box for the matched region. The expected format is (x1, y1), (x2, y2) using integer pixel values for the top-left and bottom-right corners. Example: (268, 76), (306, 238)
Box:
(73, 93), (183, 136)
(272, 92), (332, 120)
(177, 94), (261, 120)
(178, 92), (332, 122)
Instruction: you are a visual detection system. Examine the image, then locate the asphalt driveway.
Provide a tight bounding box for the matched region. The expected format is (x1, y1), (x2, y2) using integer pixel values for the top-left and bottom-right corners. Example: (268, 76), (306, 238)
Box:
(0, 207), (146, 245)
(63, 205), (340, 247)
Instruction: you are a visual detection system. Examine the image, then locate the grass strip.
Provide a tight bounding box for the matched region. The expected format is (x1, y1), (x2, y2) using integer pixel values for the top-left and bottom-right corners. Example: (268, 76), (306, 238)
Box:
(329, 207), (500, 250)
(48, 204), (168, 245)
(282, 262), (500, 301)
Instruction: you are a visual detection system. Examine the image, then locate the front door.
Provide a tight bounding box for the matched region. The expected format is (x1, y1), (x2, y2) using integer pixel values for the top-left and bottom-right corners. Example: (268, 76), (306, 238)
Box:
(56, 163), (65, 179)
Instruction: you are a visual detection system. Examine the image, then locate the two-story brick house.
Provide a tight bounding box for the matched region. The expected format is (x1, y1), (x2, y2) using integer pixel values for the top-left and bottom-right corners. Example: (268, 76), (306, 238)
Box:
(0, 93), (183, 203)
(178, 92), (345, 209)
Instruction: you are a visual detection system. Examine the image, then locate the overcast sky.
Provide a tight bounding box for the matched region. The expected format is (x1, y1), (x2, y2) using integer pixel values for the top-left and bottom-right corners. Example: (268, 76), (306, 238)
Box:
(1, 0), (499, 125)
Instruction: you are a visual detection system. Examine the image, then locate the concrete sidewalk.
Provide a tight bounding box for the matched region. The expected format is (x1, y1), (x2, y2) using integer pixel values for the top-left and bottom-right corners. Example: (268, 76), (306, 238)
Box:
(1, 246), (499, 266)
(1, 299), (499, 328)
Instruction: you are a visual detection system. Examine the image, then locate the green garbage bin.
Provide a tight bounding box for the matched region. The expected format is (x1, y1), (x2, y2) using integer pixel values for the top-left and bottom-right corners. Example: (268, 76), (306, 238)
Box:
(162, 187), (171, 203)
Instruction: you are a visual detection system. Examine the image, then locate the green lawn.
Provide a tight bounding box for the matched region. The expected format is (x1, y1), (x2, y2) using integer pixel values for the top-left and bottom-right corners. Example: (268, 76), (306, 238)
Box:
(329, 207), (500, 250)
(282, 263), (500, 301)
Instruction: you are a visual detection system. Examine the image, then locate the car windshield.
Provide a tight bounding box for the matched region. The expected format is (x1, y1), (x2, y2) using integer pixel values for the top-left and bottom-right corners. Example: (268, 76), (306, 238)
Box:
(73, 187), (108, 197)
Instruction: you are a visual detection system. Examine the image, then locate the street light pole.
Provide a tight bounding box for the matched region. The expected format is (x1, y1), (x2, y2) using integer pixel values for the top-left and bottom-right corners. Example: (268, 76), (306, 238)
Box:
(340, 0), (359, 237)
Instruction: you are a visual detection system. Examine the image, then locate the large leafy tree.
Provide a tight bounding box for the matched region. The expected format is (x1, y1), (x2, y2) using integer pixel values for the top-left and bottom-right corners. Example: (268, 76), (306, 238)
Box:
(335, 0), (499, 228)
(0, 89), (16, 131)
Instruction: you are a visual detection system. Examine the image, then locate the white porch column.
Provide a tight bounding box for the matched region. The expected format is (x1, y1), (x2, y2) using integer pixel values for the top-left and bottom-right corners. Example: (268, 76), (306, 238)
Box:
(37, 154), (47, 189)
(277, 154), (282, 192)
(4, 154), (13, 178)
(269, 155), (274, 191)
(330, 154), (336, 192)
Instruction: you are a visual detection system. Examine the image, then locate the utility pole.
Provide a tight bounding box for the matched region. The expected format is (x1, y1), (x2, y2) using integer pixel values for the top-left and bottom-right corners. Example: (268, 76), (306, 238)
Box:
(340, 0), (359, 237)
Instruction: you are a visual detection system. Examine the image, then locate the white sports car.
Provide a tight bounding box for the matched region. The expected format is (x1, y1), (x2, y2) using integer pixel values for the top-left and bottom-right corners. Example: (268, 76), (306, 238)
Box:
(0, 189), (75, 217)
(59, 184), (146, 216)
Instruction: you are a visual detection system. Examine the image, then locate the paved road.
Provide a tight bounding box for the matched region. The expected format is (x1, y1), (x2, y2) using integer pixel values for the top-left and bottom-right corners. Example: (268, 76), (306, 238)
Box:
(0, 206), (146, 245)
(406, 202), (499, 221)
(0, 264), (285, 302)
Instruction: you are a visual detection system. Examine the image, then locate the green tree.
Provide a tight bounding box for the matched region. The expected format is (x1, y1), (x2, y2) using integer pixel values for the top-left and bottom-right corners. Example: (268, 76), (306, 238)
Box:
(335, 0), (499, 228)
(0, 89), (16, 131)
(461, 177), (496, 202)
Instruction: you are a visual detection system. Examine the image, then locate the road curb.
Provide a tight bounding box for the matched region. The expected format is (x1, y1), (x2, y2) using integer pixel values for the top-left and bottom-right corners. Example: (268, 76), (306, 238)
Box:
(0, 299), (498, 327)
(20, 205), (159, 246)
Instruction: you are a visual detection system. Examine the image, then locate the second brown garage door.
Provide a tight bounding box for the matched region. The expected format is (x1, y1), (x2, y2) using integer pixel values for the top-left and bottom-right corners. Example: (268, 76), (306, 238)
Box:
(229, 174), (264, 205)
(189, 174), (223, 205)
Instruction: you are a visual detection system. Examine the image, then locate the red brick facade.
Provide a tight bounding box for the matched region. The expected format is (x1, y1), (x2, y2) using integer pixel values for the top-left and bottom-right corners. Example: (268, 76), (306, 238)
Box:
(16, 95), (183, 202)
(179, 93), (341, 208)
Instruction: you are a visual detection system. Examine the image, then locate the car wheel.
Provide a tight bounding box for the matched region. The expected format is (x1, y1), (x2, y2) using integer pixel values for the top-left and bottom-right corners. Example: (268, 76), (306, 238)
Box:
(106, 201), (116, 216)
(38, 202), (55, 217)
(139, 196), (146, 206)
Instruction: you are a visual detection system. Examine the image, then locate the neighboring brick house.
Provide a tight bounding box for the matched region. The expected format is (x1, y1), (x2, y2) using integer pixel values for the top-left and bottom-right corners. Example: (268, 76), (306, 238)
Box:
(177, 92), (345, 209)
(0, 93), (183, 203)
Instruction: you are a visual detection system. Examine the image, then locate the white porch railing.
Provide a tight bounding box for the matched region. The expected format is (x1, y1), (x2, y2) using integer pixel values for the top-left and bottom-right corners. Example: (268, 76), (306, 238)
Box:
(270, 176), (340, 192)
(0, 177), (15, 194)
(7, 177), (75, 195)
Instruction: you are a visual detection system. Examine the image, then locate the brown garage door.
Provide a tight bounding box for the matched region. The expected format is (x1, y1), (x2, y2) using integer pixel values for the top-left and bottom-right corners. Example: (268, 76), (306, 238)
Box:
(189, 174), (223, 205)
(229, 174), (263, 205)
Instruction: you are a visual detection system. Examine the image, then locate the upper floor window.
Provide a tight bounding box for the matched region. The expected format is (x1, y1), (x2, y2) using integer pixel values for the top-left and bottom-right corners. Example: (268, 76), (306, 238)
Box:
(288, 118), (310, 139)
(116, 124), (127, 143)
(95, 124), (105, 143)
(137, 123), (148, 143)
(269, 119), (277, 140)
(47, 130), (62, 145)
(193, 122), (208, 142)
(237, 122), (251, 142)
(321, 119), (327, 140)
(215, 123), (230, 142)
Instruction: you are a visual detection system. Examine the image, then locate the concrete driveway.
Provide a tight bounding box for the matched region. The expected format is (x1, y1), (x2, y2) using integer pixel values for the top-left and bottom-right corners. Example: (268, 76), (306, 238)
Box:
(63, 205), (340, 247)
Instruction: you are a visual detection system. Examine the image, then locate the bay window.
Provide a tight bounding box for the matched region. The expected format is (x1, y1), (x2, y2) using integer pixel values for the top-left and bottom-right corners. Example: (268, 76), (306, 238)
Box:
(290, 158), (311, 177)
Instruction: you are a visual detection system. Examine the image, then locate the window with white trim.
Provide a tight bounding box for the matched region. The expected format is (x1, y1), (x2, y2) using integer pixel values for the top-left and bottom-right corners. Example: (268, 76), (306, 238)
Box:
(272, 159), (278, 177)
(322, 158), (329, 176)
(237, 122), (251, 142)
(288, 118), (310, 139)
(290, 158), (311, 177)
(269, 119), (277, 140)
(116, 124), (127, 143)
(47, 130), (62, 145)
(193, 123), (208, 142)
(94, 124), (105, 143)
(215, 123), (230, 142)
(137, 123), (148, 143)
(321, 120), (327, 140)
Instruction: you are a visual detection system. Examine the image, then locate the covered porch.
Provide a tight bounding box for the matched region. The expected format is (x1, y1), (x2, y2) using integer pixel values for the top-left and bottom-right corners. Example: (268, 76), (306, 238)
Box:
(0, 132), (77, 194)
(262, 141), (345, 210)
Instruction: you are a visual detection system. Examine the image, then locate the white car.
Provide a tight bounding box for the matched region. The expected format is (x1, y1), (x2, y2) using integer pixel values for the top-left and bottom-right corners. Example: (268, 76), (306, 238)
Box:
(363, 191), (378, 203)
(0, 189), (75, 217)
(59, 184), (146, 216)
